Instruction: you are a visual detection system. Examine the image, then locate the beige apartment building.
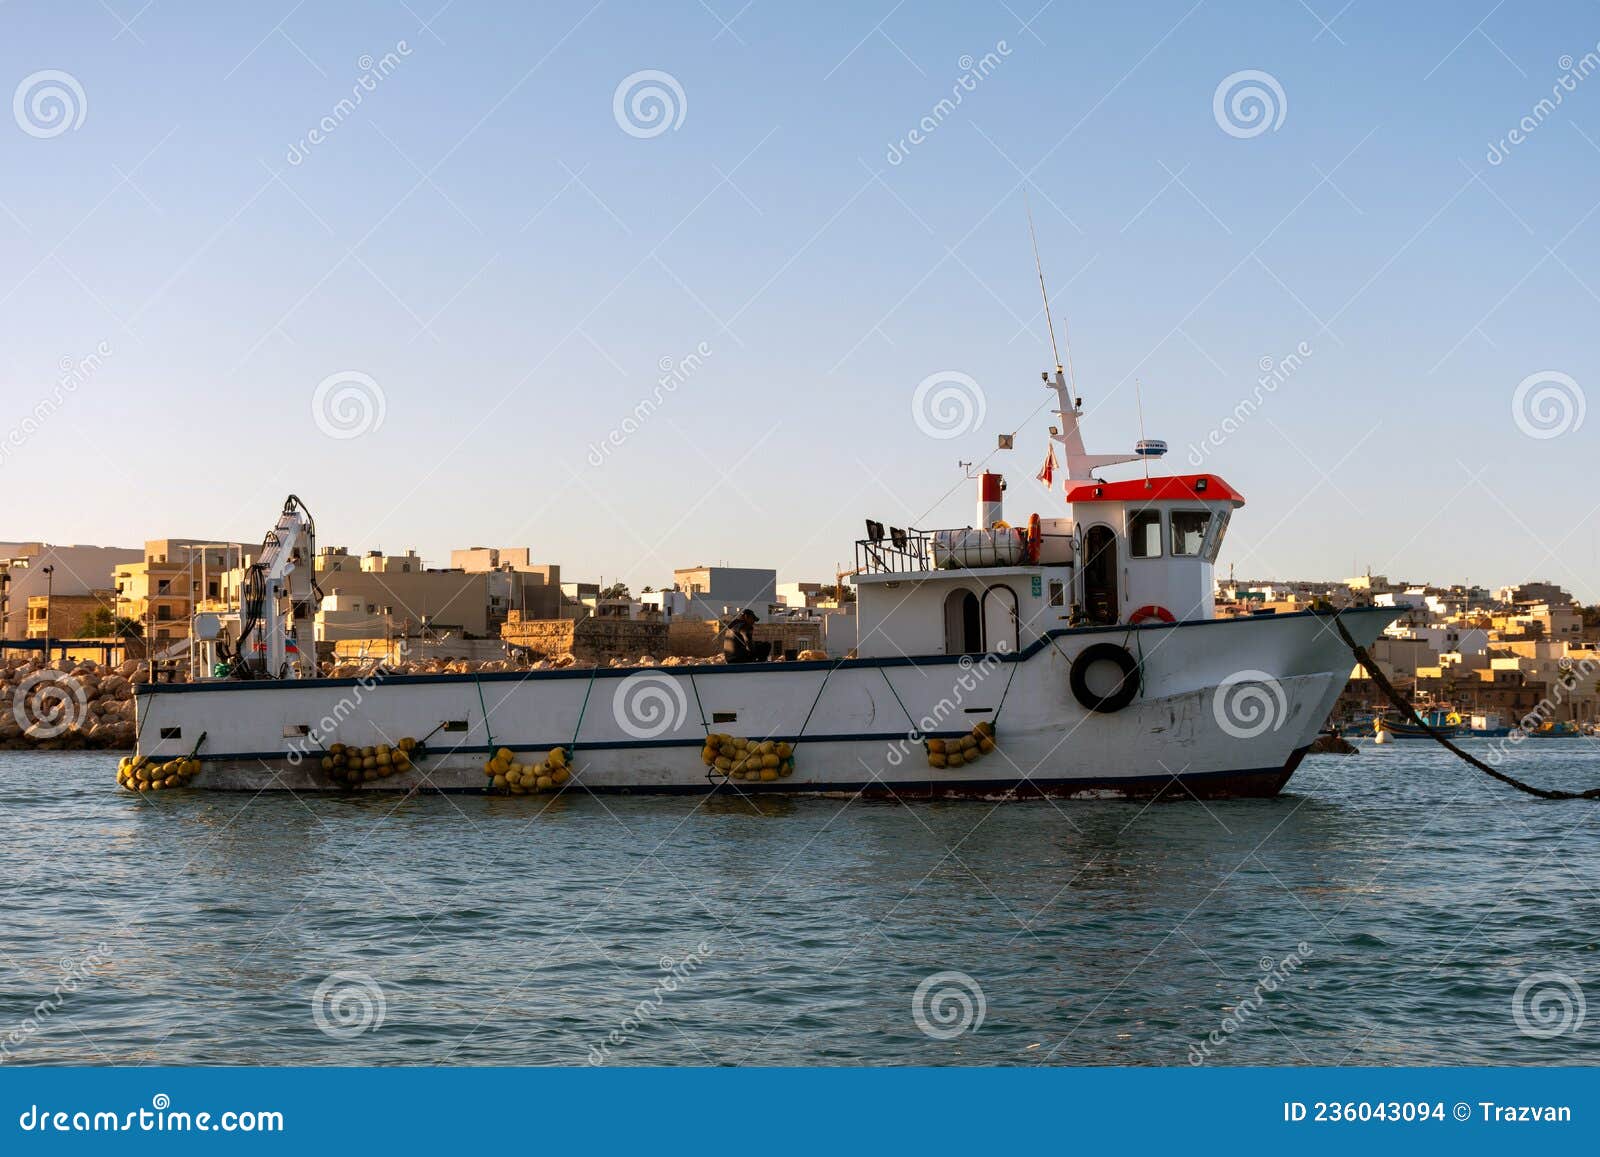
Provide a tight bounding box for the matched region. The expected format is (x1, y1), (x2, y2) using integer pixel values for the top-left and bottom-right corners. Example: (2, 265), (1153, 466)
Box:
(0, 542), (142, 640)
(24, 591), (116, 639)
(114, 540), (248, 647)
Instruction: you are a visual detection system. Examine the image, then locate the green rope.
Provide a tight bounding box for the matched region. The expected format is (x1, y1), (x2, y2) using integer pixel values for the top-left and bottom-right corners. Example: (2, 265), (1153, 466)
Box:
(687, 670), (709, 734)
(794, 662), (842, 743)
(133, 686), (155, 747)
(878, 666), (918, 732)
(990, 658), (1021, 727)
(570, 665), (599, 751)
(473, 674), (495, 752)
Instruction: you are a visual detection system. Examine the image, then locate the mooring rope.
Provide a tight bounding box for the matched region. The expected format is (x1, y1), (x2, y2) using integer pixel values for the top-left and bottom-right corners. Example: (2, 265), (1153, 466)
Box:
(794, 661), (841, 743)
(687, 670), (709, 735)
(1333, 616), (1600, 801)
(472, 674), (495, 752)
(570, 665), (599, 752)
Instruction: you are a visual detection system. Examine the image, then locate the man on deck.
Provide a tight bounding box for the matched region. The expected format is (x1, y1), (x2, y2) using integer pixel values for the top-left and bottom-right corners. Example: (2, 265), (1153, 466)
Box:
(722, 609), (771, 663)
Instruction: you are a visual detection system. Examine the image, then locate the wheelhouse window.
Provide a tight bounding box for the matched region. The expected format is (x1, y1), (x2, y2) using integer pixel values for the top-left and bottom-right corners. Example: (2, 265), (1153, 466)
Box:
(1170, 510), (1211, 556)
(1203, 510), (1231, 563)
(1129, 510), (1162, 558)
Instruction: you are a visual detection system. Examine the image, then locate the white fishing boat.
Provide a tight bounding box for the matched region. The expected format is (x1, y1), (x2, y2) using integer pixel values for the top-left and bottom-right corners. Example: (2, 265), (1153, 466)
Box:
(126, 363), (1399, 800)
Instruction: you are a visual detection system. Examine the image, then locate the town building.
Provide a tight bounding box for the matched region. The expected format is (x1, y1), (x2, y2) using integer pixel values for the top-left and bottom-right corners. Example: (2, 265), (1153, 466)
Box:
(114, 540), (249, 648)
(0, 542), (142, 641)
(672, 565), (778, 621)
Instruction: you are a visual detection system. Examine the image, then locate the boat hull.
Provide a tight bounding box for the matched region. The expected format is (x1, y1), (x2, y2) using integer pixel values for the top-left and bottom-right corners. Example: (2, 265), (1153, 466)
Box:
(131, 608), (1398, 801)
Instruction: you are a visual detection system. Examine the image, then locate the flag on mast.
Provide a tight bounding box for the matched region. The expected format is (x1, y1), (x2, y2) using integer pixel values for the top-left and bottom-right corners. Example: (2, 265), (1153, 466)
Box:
(1036, 445), (1057, 487)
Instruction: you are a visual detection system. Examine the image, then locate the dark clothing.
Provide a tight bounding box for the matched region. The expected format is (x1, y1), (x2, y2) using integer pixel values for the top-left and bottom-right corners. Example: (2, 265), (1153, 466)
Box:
(723, 620), (771, 663)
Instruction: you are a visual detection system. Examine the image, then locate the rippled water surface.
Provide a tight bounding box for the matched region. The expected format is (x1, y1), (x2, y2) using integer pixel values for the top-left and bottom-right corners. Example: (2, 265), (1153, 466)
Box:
(2, 745), (1598, 1066)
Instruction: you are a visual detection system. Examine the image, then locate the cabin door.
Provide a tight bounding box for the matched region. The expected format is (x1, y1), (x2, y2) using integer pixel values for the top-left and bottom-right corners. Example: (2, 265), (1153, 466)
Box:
(1082, 525), (1118, 625)
(981, 584), (1019, 654)
(943, 589), (982, 655)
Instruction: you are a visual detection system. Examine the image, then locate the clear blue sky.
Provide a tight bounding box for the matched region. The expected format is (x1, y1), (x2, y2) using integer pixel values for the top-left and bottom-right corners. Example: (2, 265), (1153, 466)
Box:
(2, 1), (1596, 598)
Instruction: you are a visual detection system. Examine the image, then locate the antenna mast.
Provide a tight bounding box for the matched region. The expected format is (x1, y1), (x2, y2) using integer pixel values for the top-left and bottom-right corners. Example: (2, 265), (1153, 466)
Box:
(1025, 193), (1063, 375)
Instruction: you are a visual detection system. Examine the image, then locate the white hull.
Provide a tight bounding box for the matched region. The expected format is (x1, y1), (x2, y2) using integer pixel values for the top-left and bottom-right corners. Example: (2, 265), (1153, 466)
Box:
(132, 608), (1397, 800)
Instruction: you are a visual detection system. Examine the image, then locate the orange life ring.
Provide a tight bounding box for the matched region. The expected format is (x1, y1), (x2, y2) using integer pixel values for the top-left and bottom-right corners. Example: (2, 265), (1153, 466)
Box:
(1025, 513), (1041, 564)
(1129, 604), (1175, 624)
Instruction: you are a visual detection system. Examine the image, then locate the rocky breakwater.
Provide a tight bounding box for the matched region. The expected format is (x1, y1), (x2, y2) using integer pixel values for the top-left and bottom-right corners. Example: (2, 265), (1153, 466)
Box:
(0, 657), (149, 750)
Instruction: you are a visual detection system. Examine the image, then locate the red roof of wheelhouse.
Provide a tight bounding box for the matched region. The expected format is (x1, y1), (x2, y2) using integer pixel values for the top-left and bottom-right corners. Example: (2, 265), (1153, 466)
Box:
(1064, 474), (1246, 506)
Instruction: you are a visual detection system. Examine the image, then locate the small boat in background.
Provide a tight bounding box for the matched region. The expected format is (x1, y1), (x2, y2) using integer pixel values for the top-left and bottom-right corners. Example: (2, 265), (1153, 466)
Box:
(1373, 709), (1461, 743)
(1523, 720), (1583, 739)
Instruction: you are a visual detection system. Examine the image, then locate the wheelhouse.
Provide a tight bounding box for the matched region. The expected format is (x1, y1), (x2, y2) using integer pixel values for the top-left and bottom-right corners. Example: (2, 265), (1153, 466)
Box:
(849, 473), (1244, 658)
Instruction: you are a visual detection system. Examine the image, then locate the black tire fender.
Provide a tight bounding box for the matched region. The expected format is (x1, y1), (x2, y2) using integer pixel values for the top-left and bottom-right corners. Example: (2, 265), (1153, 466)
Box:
(1069, 643), (1141, 713)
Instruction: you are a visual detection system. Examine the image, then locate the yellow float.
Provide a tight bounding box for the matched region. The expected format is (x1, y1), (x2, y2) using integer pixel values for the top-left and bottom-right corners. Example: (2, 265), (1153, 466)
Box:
(483, 745), (572, 794)
(700, 733), (794, 782)
(926, 721), (996, 769)
(116, 753), (203, 792)
(321, 736), (419, 786)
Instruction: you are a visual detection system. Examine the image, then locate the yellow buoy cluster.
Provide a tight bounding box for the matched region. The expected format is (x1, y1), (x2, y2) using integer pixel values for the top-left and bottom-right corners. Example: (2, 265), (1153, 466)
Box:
(483, 745), (571, 794)
(323, 738), (418, 785)
(117, 754), (201, 792)
(927, 721), (996, 769)
(701, 734), (794, 782)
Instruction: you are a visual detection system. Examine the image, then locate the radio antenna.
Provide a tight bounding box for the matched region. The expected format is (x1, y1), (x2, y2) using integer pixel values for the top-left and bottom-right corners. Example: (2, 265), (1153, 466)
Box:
(1135, 377), (1151, 486)
(1025, 192), (1063, 375)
